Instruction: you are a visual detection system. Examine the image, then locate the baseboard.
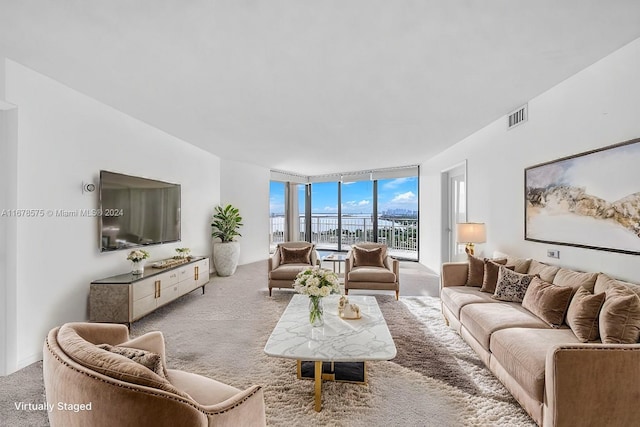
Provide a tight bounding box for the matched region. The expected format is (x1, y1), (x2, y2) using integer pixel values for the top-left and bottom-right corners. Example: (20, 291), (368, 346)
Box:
(16, 352), (42, 371)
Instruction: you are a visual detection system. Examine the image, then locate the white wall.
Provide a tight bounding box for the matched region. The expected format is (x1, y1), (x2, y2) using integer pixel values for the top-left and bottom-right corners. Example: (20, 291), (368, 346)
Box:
(3, 60), (221, 371)
(420, 37), (640, 283)
(220, 159), (270, 265)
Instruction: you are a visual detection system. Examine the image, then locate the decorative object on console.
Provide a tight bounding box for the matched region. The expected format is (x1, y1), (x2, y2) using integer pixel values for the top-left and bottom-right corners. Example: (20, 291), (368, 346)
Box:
(175, 247), (191, 259)
(456, 223), (486, 256)
(211, 204), (243, 276)
(293, 266), (340, 327)
(525, 137), (640, 255)
(127, 249), (150, 274)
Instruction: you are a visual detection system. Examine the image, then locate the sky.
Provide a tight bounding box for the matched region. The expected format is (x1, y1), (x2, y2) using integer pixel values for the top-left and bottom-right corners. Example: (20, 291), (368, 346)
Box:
(270, 177), (418, 215)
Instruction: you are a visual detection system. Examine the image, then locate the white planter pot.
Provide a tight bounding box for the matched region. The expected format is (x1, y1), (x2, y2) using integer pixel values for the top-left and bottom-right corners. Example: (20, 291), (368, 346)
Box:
(213, 241), (240, 276)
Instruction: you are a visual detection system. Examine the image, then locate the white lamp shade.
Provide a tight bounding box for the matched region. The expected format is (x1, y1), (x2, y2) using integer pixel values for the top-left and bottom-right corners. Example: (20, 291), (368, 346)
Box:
(456, 223), (486, 243)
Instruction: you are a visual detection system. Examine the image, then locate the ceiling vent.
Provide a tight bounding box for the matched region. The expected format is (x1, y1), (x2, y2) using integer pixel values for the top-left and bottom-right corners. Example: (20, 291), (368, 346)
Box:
(507, 104), (528, 129)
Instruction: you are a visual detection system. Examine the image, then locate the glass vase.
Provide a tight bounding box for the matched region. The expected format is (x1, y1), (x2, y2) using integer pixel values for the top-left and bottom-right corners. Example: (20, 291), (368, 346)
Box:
(132, 260), (145, 275)
(308, 296), (324, 327)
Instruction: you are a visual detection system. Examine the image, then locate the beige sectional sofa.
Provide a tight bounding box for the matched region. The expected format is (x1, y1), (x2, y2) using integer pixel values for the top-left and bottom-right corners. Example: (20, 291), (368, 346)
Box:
(441, 256), (640, 427)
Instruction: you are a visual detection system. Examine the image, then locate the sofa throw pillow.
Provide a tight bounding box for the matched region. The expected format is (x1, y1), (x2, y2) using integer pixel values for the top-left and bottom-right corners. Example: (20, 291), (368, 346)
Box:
(599, 289), (640, 344)
(466, 255), (485, 287)
(509, 258), (532, 274)
(97, 344), (166, 378)
(493, 266), (537, 303)
(521, 277), (573, 327)
(566, 286), (606, 342)
(480, 260), (513, 293)
(280, 246), (312, 265)
(594, 273), (640, 299)
(552, 268), (598, 294)
(353, 246), (385, 268)
(527, 260), (561, 283)
(467, 256), (506, 287)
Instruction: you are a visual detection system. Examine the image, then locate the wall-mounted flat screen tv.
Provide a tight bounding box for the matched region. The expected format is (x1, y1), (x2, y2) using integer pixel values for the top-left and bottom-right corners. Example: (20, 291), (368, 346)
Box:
(100, 171), (181, 252)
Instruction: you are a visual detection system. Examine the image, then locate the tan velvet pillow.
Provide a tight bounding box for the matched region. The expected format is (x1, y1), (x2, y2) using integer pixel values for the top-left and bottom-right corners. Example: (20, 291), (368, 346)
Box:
(466, 255), (485, 287)
(467, 255), (506, 287)
(594, 273), (640, 298)
(527, 260), (561, 283)
(98, 344), (166, 378)
(353, 246), (385, 268)
(521, 277), (573, 327)
(480, 260), (512, 293)
(599, 289), (640, 344)
(566, 286), (606, 342)
(552, 268), (598, 294)
(509, 258), (532, 274)
(280, 246), (312, 265)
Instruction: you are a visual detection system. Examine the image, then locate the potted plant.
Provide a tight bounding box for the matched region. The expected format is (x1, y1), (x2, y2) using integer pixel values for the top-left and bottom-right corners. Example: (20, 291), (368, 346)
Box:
(211, 204), (243, 276)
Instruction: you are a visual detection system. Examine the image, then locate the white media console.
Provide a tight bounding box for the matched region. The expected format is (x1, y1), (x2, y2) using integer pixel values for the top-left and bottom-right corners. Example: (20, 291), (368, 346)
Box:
(90, 256), (210, 325)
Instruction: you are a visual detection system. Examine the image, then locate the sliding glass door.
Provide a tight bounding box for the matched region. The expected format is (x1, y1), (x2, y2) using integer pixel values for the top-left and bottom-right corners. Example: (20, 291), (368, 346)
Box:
(341, 180), (374, 251)
(310, 182), (338, 250)
(377, 177), (418, 260)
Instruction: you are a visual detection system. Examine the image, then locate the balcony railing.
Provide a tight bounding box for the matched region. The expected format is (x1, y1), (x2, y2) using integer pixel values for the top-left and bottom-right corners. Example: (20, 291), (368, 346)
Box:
(269, 215), (418, 260)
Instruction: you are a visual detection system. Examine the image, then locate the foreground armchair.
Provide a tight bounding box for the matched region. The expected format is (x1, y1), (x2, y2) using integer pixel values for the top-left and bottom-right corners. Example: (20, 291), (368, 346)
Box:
(268, 242), (319, 296)
(345, 243), (400, 300)
(43, 322), (266, 427)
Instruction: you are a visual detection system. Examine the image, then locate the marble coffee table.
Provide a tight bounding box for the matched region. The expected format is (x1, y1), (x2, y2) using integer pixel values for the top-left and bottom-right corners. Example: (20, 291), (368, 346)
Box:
(264, 294), (396, 411)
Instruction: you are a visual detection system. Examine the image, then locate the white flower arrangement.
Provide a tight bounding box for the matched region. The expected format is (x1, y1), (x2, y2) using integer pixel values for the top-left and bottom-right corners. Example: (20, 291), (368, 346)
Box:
(127, 249), (150, 263)
(293, 266), (340, 297)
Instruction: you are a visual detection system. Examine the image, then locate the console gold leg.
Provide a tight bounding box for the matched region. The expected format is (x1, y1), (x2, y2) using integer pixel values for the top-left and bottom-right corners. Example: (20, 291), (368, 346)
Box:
(314, 361), (322, 412)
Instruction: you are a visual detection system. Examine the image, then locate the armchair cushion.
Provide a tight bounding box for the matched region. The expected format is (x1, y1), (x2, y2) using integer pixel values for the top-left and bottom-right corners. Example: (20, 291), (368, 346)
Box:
(352, 246), (385, 268)
(280, 246), (312, 265)
(348, 266), (396, 283)
(269, 264), (312, 280)
(167, 369), (241, 406)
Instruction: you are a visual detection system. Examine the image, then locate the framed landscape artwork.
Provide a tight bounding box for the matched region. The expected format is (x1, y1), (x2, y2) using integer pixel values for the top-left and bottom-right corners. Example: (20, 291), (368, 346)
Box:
(525, 138), (640, 255)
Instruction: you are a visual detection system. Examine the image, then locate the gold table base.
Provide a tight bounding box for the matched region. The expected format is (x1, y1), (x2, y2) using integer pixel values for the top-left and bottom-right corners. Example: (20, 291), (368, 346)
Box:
(296, 360), (367, 411)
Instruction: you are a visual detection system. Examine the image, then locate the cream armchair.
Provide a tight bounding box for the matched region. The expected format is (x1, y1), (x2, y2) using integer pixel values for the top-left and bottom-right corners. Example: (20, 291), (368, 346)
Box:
(43, 322), (266, 427)
(345, 243), (400, 300)
(268, 242), (319, 296)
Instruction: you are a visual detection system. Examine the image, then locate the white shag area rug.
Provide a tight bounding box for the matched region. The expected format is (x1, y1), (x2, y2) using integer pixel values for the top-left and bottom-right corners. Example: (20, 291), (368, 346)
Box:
(128, 261), (535, 427)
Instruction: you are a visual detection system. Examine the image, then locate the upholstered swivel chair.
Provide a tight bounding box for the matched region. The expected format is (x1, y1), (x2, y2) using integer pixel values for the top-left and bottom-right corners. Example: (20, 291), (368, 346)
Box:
(43, 322), (266, 427)
(268, 242), (319, 296)
(344, 243), (400, 300)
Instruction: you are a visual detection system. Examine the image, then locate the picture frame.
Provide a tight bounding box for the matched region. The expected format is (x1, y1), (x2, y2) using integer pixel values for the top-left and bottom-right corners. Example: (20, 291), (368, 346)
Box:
(524, 138), (640, 255)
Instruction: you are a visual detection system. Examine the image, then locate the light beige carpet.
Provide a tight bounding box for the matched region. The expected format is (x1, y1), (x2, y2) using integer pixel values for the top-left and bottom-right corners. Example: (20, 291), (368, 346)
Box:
(0, 260), (535, 426)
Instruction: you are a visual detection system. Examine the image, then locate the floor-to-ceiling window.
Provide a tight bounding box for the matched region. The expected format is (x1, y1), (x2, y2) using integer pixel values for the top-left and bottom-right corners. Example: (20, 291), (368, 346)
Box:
(269, 181), (286, 252)
(270, 166), (419, 260)
(310, 182), (339, 250)
(377, 176), (419, 260)
(341, 179), (374, 251)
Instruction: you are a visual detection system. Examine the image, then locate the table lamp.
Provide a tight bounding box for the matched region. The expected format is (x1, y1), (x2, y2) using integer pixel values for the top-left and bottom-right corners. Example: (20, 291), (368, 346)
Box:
(456, 223), (486, 256)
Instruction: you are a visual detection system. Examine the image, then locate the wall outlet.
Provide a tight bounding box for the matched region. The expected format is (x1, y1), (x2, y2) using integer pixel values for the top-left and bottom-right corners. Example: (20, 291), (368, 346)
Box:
(547, 249), (560, 259)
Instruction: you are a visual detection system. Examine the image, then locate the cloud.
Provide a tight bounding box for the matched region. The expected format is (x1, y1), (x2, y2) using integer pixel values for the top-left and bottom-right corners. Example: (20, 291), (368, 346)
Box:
(391, 191), (416, 203)
(382, 177), (415, 190)
(358, 200), (370, 206)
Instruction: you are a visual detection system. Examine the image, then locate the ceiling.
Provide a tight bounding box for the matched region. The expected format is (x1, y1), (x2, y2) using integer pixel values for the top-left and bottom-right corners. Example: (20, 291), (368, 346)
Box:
(1, 1), (640, 176)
